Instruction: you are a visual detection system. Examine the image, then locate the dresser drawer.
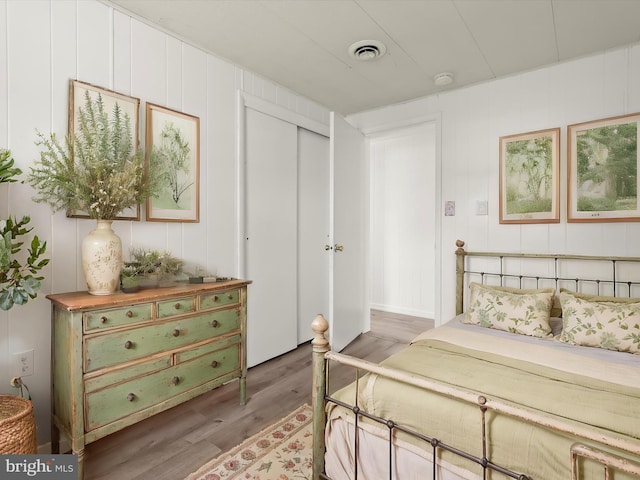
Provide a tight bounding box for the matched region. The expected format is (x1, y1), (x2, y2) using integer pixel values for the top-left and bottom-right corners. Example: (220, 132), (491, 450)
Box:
(200, 289), (239, 310)
(157, 296), (196, 318)
(85, 342), (240, 430)
(84, 308), (240, 372)
(84, 303), (154, 332)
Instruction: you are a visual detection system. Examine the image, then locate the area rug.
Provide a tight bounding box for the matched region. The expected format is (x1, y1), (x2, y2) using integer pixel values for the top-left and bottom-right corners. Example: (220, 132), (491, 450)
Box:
(185, 404), (313, 480)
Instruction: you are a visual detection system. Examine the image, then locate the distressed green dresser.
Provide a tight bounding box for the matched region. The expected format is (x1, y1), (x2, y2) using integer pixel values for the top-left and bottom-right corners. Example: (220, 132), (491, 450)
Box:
(48, 280), (251, 478)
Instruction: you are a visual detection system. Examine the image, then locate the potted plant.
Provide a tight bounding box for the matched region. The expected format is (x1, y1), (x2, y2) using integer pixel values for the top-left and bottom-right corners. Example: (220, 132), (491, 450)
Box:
(129, 247), (183, 286)
(27, 91), (163, 295)
(120, 262), (143, 293)
(0, 150), (48, 310)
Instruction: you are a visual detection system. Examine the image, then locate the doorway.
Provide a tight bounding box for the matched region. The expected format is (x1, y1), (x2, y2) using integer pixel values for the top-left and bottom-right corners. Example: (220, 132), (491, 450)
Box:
(369, 122), (437, 320)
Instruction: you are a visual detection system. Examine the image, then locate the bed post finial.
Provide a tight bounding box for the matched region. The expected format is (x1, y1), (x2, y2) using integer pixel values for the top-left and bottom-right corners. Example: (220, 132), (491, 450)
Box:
(456, 240), (466, 315)
(311, 315), (329, 479)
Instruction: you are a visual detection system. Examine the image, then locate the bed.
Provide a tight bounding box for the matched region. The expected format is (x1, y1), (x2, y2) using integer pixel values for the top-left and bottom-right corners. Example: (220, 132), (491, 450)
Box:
(310, 240), (640, 480)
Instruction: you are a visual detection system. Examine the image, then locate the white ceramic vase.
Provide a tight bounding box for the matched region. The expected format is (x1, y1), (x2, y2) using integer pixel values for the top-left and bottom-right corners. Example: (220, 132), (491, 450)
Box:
(81, 219), (123, 295)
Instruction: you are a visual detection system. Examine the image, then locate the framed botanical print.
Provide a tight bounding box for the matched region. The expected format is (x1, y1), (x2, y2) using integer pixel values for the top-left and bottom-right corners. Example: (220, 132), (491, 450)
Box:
(499, 128), (560, 224)
(568, 113), (640, 222)
(67, 80), (141, 220)
(145, 103), (200, 222)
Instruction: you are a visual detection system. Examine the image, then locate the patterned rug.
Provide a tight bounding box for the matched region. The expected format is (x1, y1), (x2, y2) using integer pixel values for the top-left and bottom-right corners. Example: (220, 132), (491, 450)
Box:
(185, 404), (313, 480)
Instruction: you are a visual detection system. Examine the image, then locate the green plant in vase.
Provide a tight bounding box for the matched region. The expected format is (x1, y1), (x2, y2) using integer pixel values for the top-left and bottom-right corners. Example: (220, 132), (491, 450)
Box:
(27, 91), (163, 295)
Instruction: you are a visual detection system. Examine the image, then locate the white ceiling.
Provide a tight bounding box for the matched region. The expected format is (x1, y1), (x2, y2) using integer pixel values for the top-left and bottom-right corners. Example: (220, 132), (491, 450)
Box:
(103, 0), (640, 116)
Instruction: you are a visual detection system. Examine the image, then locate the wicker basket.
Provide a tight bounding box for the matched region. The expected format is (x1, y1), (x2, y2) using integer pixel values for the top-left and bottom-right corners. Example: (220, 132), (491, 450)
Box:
(0, 395), (37, 454)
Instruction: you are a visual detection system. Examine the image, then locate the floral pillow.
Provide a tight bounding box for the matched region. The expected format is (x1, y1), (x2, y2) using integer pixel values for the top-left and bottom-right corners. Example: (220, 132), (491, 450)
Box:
(464, 283), (554, 337)
(558, 291), (640, 353)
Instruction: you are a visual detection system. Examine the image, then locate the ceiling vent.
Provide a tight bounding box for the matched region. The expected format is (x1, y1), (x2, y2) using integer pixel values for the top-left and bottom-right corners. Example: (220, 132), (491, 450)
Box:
(348, 40), (387, 61)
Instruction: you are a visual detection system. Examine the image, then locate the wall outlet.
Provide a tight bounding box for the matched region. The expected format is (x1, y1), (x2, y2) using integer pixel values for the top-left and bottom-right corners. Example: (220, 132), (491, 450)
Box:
(13, 349), (34, 377)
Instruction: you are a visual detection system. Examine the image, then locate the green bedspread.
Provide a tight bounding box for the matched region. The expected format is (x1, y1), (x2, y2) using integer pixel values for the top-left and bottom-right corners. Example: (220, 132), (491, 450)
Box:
(328, 323), (640, 480)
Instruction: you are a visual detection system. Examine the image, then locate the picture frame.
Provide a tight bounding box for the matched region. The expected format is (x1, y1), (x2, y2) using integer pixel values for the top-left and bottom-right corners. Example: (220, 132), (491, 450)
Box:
(67, 80), (141, 220)
(499, 128), (560, 224)
(145, 103), (200, 222)
(568, 113), (640, 222)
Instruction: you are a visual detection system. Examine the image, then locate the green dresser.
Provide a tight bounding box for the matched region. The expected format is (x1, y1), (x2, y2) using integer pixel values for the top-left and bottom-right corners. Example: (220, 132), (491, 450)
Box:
(48, 280), (250, 479)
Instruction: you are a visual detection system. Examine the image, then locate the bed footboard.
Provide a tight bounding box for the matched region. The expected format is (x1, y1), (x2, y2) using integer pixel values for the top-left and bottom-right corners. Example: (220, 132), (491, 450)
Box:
(311, 313), (640, 480)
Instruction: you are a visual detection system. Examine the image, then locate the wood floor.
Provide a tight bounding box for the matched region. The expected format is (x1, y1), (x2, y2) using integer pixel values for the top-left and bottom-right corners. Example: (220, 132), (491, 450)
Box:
(83, 310), (431, 480)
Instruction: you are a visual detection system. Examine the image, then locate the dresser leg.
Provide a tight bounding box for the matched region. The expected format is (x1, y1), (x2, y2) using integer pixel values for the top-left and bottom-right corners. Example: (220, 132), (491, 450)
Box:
(75, 448), (85, 480)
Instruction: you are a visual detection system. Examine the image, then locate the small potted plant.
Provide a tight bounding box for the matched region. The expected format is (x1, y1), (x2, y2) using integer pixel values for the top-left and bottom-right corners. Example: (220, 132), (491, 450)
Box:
(120, 262), (143, 293)
(129, 247), (183, 287)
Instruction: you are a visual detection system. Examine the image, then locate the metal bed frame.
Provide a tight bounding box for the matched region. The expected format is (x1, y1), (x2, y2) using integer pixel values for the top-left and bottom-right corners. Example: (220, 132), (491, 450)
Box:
(311, 240), (640, 480)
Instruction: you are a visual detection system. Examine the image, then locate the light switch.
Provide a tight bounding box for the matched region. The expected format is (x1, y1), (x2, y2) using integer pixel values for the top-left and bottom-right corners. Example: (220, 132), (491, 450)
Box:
(476, 200), (488, 215)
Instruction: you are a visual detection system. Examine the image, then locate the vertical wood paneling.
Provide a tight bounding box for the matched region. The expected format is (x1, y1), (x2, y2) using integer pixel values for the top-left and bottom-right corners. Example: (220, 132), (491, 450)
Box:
(206, 55), (237, 276)
(130, 19), (166, 104)
(629, 44), (640, 110)
(51, 1), (80, 296)
(77, 1), (110, 87)
(113, 11), (132, 96)
(179, 44), (207, 265)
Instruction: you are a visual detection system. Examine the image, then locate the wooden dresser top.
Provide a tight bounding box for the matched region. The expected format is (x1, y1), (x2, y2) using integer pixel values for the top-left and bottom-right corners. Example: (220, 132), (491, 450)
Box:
(47, 279), (252, 311)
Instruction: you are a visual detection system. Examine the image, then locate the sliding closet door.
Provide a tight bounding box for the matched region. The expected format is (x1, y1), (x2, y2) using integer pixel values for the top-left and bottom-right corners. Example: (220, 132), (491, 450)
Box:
(297, 128), (330, 344)
(245, 108), (298, 367)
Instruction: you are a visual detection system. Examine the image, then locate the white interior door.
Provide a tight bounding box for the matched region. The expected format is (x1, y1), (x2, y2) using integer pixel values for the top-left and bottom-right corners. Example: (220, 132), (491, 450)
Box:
(245, 108), (298, 367)
(330, 112), (367, 352)
(297, 128), (330, 344)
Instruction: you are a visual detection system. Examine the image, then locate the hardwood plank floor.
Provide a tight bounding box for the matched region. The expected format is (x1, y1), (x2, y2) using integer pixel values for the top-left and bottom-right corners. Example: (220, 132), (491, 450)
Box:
(83, 310), (430, 479)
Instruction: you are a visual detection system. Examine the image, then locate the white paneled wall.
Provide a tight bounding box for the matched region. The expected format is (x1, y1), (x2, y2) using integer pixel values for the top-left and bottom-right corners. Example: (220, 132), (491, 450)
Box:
(350, 41), (640, 324)
(0, 0), (329, 445)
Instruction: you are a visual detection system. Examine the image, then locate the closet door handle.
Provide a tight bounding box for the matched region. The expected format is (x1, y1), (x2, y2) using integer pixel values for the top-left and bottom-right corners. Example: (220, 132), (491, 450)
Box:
(334, 244), (344, 252)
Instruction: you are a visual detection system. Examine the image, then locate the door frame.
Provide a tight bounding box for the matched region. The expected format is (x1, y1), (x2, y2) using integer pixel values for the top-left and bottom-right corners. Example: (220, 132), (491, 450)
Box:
(354, 113), (443, 325)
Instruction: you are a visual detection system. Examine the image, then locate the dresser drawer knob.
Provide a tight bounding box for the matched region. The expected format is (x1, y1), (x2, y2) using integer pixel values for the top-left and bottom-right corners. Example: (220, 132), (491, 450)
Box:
(211, 360), (219, 368)
(172, 376), (180, 385)
(124, 340), (133, 349)
(173, 328), (180, 337)
(126, 310), (133, 318)
(211, 320), (219, 328)
(174, 303), (181, 310)
(228, 294), (234, 300)
(213, 295), (219, 302)
(127, 393), (136, 402)
(100, 316), (107, 324)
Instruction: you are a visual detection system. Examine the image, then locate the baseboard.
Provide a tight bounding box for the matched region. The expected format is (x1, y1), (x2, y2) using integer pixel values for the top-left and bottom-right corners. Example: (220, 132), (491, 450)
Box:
(370, 303), (433, 319)
(38, 439), (70, 455)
